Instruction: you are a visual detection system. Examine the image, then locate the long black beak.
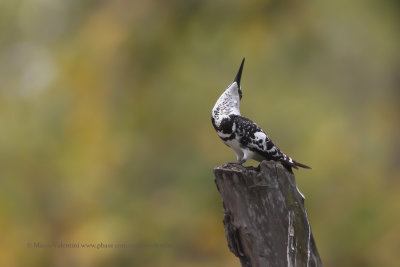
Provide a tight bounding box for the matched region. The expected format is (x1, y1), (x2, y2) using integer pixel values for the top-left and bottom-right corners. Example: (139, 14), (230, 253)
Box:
(233, 58), (245, 86)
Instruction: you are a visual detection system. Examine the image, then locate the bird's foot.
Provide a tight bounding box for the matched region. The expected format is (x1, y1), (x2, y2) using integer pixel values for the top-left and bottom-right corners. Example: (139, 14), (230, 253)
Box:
(226, 162), (242, 165)
(225, 159), (246, 165)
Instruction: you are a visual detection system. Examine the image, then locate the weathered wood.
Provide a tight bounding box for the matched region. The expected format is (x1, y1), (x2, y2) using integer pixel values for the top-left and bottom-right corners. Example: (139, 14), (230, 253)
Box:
(214, 161), (322, 267)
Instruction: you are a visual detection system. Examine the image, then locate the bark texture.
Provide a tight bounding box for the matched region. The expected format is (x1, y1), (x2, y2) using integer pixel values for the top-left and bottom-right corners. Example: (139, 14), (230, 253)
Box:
(213, 161), (322, 267)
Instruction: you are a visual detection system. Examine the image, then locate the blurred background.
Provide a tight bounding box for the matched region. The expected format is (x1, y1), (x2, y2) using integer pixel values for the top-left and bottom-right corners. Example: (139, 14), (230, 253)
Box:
(0, 0), (399, 266)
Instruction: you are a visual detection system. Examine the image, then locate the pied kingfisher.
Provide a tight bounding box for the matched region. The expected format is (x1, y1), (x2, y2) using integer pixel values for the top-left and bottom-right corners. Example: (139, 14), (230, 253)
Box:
(211, 58), (311, 170)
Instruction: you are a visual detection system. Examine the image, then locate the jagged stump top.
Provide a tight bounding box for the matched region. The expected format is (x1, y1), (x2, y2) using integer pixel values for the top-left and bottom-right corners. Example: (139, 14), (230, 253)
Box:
(213, 160), (322, 267)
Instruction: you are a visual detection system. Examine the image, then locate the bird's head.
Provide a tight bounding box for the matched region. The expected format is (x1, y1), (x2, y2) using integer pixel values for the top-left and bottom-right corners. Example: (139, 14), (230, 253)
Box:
(212, 58), (246, 119)
(225, 58), (245, 101)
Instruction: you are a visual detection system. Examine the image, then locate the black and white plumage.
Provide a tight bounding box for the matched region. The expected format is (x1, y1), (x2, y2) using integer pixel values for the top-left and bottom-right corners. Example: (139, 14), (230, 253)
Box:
(211, 58), (311, 170)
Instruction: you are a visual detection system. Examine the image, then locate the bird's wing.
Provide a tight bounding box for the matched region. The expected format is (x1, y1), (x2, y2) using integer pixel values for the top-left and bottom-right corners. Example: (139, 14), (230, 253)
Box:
(231, 115), (310, 169)
(231, 115), (278, 156)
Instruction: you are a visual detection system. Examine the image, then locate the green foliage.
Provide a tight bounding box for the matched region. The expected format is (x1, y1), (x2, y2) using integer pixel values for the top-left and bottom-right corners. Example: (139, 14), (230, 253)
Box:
(0, 0), (399, 266)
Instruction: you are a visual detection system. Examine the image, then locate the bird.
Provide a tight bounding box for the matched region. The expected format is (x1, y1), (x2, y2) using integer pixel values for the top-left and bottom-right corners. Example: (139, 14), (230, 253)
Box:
(211, 58), (311, 171)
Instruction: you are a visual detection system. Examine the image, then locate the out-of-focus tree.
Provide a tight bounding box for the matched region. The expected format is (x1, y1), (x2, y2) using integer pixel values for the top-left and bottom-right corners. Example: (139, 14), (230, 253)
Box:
(0, 0), (399, 266)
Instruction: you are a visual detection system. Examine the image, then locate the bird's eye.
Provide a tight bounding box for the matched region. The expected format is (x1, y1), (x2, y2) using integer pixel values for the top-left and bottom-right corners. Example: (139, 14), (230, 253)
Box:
(238, 89), (242, 100)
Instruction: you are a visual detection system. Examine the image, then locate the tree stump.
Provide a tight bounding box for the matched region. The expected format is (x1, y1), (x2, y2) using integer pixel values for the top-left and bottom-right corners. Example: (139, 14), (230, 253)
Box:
(213, 161), (322, 267)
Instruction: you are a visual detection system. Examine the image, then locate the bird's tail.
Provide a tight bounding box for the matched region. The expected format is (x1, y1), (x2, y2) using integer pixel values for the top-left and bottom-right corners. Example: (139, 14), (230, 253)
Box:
(293, 160), (312, 169)
(281, 157), (312, 171)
